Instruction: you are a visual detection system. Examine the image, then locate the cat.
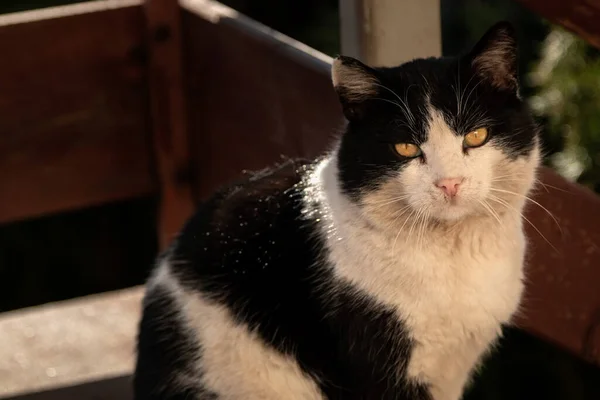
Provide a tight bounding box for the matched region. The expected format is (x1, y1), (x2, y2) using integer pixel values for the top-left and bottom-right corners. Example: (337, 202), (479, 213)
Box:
(134, 21), (540, 400)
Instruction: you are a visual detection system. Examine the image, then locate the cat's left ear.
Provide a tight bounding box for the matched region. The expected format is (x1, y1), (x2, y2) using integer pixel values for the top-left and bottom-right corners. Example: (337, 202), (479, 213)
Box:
(331, 56), (380, 121)
(466, 21), (518, 92)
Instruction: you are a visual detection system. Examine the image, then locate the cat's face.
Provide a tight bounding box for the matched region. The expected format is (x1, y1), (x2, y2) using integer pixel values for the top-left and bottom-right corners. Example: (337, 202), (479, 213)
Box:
(333, 22), (540, 226)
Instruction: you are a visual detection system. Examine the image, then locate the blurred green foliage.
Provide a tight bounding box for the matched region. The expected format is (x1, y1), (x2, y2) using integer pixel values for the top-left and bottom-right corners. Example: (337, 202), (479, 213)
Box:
(529, 29), (600, 191)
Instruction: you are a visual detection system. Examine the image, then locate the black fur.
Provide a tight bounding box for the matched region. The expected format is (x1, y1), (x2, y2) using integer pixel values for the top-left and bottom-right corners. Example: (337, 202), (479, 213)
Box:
(134, 281), (218, 399)
(135, 160), (431, 399)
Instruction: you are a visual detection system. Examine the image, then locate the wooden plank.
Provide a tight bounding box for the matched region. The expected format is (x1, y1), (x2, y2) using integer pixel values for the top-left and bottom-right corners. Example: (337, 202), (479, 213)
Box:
(144, 0), (195, 249)
(181, 0), (341, 200)
(0, 287), (142, 398)
(515, 0), (600, 49)
(514, 167), (600, 365)
(182, 0), (600, 365)
(0, 0), (141, 26)
(0, 1), (155, 224)
(6, 375), (132, 400)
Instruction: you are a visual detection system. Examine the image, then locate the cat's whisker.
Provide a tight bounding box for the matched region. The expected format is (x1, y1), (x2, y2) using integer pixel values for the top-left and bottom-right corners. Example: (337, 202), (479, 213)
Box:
(372, 83), (416, 125)
(457, 71), (477, 122)
(417, 209), (430, 251)
(492, 177), (569, 195)
(392, 209), (416, 254)
(488, 194), (558, 253)
(368, 198), (413, 213)
(373, 97), (419, 135)
(453, 68), (462, 118)
(495, 175), (570, 194)
(389, 203), (413, 216)
(403, 84), (417, 123)
(413, 209), (424, 251)
(477, 199), (502, 226)
(386, 205), (413, 230)
(462, 79), (484, 117)
(407, 208), (424, 246)
(367, 195), (412, 207)
(372, 97), (405, 111)
(534, 179), (570, 194)
(536, 179), (551, 193)
(491, 173), (528, 180)
(489, 188), (562, 234)
(491, 178), (527, 184)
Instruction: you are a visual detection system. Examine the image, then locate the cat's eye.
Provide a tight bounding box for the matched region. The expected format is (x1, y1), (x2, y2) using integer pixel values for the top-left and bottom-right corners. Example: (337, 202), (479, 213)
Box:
(463, 127), (489, 148)
(394, 143), (422, 158)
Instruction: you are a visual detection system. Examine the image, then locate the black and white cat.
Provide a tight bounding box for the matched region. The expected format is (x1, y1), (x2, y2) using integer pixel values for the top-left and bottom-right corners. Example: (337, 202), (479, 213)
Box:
(134, 22), (540, 400)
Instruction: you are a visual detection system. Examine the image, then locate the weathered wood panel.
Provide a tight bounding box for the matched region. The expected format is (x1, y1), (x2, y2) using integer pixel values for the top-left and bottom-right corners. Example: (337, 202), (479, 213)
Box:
(182, 0), (600, 365)
(181, 0), (341, 200)
(515, 0), (600, 49)
(0, 287), (141, 399)
(0, 1), (154, 224)
(514, 168), (600, 365)
(144, 0), (195, 248)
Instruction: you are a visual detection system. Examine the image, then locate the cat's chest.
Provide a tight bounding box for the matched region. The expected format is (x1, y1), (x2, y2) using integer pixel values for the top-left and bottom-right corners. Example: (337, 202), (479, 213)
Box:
(402, 250), (524, 400)
(329, 225), (526, 399)
(407, 247), (524, 327)
(331, 225), (525, 322)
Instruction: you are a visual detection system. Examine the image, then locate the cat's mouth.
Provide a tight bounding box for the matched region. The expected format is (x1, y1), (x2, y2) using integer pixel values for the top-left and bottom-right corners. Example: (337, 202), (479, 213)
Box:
(442, 195), (460, 205)
(430, 196), (474, 221)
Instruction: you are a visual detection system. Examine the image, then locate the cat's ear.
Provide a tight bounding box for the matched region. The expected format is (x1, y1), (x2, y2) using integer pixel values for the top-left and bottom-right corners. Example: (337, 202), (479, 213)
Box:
(331, 56), (380, 120)
(467, 22), (518, 91)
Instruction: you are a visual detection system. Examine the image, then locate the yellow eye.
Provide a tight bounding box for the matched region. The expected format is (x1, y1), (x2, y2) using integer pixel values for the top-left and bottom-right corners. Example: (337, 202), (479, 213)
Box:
(394, 143), (422, 158)
(464, 127), (489, 148)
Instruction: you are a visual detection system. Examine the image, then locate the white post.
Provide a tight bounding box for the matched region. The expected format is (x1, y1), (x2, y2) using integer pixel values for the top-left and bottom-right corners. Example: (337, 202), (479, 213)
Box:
(339, 0), (442, 66)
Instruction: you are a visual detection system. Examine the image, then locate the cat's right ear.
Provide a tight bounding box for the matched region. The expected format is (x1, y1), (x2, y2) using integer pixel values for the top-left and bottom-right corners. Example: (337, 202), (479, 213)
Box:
(331, 56), (380, 121)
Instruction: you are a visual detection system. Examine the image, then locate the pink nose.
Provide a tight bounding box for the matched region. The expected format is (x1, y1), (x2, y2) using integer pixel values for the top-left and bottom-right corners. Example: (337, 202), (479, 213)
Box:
(435, 177), (464, 197)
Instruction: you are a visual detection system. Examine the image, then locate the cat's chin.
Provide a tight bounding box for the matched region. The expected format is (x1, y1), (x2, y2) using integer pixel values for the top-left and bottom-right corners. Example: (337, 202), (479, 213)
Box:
(430, 202), (475, 223)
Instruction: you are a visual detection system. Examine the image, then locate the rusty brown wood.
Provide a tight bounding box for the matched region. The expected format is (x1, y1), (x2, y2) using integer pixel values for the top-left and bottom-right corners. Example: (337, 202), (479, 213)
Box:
(515, 167), (600, 365)
(515, 0), (600, 49)
(0, 1), (154, 224)
(182, 0), (600, 366)
(181, 0), (340, 200)
(144, 0), (195, 249)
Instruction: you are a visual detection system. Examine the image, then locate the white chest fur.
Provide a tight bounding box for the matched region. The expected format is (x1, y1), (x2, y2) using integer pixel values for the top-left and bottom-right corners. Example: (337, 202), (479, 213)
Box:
(313, 159), (527, 400)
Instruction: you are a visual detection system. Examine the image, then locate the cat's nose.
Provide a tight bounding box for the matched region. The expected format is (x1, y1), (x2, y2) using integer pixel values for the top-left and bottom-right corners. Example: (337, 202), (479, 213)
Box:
(435, 177), (464, 197)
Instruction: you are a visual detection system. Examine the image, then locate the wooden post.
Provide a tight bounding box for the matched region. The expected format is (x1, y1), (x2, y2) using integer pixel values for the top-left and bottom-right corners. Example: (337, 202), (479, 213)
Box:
(339, 0), (442, 66)
(144, 0), (195, 249)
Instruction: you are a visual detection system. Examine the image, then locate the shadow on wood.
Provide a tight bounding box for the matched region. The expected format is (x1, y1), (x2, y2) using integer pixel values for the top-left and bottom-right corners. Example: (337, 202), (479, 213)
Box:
(3, 375), (132, 400)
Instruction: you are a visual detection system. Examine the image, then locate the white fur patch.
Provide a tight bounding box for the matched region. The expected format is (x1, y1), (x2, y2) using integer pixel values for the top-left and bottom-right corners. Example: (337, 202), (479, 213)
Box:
(149, 263), (325, 400)
(312, 108), (539, 400)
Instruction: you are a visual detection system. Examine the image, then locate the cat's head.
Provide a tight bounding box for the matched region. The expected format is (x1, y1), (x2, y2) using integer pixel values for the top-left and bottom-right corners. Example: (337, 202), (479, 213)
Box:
(332, 22), (540, 227)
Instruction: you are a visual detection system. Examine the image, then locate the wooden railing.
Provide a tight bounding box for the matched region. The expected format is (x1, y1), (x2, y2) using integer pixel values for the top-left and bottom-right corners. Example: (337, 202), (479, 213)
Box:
(1, 0), (600, 397)
(0, 1), (153, 225)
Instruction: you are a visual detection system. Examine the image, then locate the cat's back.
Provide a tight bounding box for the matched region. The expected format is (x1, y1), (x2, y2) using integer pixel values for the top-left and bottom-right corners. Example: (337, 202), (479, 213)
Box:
(165, 158), (325, 299)
(134, 159), (328, 399)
